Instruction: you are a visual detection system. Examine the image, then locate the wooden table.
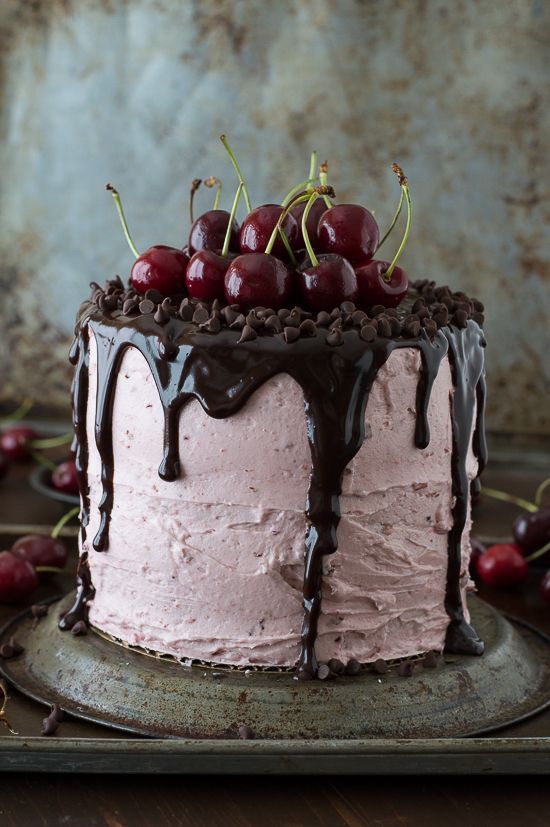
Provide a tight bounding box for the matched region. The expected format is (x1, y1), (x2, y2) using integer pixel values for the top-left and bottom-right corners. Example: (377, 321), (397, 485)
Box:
(0, 451), (549, 826)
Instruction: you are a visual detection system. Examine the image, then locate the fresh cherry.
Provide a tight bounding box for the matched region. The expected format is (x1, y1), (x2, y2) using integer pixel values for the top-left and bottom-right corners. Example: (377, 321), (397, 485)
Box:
(12, 535), (67, 581)
(186, 250), (231, 302)
(317, 204), (379, 265)
(239, 205), (298, 260)
(290, 198), (326, 250)
(0, 449), (9, 480)
(356, 260), (409, 309)
(224, 253), (292, 310)
(297, 254), (358, 312)
(469, 536), (486, 577)
(513, 508), (550, 556)
(51, 459), (79, 495)
(476, 543), (528, 588)
(130, 245), (189, 295)
(188, 210), (239, 256)
(0, 426), (37, 462)
(540, 570), (550, 603)
(0, 550), (38, 603)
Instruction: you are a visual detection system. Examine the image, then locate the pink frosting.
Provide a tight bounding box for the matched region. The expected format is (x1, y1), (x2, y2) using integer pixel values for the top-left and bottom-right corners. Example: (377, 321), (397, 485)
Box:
(83, 332), (477, 667)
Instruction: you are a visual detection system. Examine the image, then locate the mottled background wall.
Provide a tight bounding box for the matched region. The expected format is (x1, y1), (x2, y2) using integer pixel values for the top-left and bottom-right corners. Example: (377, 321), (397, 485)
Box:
(0, 0), (548, 434)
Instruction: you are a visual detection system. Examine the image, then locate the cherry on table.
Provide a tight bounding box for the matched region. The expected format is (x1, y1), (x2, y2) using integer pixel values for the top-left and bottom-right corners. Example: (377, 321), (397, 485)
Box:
(317, 204), (379, 265)
(513, 508), (550, 556)
(0, 426), (37, 462)
(239, 205), (298, 260)
(188, 210), (239, 256)
(12, 535), (67, 580)
(224, 253), (293, 310)
(290, 199), (326, 250)
(51, 459), (79, 496)
(297, 254), (358, 312)
(186, 250), (233, 303)
(0, 550), (38, 603)
(130, 245), (189, 295)
(356, 260), (409, 309)
(476, 543), (528, 588)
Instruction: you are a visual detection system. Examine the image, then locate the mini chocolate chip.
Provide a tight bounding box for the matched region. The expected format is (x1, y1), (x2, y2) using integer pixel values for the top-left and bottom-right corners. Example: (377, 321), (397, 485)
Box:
(293, 306), (312, 319)
(71, 620), (88, 636)
(222, 306), (239, 326)
(159, 339), (178, 360)
(238, 324), (258, 343)
(0, 644), (14, 658)
(179, 299), (194, 321)
(277, 308), (290, 320)
(237, 724), (255, 740)
(316, 311), (332, 327)
(389, 317), (402, 336)
(412, 298), (426, 313)
(154, 306), (169, 325)
(340, 301), (356, 314)
(283, 312), (300, 329)
(360, 324), (377, 342)
(7, 637), (24, 655)
(295, 667), (314, 681)
(89, 281), (102, 293)
(377, 317), (392, 338)
(370, 305), (386, 316)
(432, 308), (449, 327)
(472, 312), (485, 326)
(230, 314), (246, 331)
(441, 296), (455, 311)
(212, 299), (222, 312)
(326, 328), (343, 347)
(472, 298), (484, 312)
(192, 306), (209, 325)
(245, 311), (263, 330)
(345, 659), (361, 676)
(299, 319), (317, 337)
(122, 299), (138, 315)
(351, 310), (368, 326)
(139, 299), (155, 315)
(385, 308), (399, 318)
(145, 288), (162, 304)
(403, 320), (421, 337)
(31, 604), (49, 618)
(317, 663), (331, 680)
(422, 319), (438, 338)
(330, 307), (342, 320)
(330, 317), (343, 329)
(264, 314), (283, 333)
(398, 661), (414, 677)
(200, 317), (222, 334)
(284, 326), (300, 344)
(99, 295), (118, 312)
(453, 309), (469, 328)
(327, 658), (345, 675)
(41, 715), (59, 736)
(422, 651), (440, 669)
(372, 658), (388, 674)
(415, 306), (430, 321)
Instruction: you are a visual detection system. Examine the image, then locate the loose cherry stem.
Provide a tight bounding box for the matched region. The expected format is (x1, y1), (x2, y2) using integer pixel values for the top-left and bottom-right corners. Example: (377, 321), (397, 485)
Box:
(377, 188), (404, 252)
(481, 486), (539, 514)
(0, 398), (33, 425)
(31, 432), (72, 450)
(319, 162), (333, 209)
(106, 184), (140, 258)
(535, 478), (550, 508)
(30, 450), (56, 471)
(525, 540), (550, 564)
(384, 163), (411, 282)
(189, 178), (201, 224)
(221, 183), (243, 258)
(204, 176), (222, 210)
(281, 151), (318, 207)
(51, 506), (80, 539)
(220, 135), (252, 212)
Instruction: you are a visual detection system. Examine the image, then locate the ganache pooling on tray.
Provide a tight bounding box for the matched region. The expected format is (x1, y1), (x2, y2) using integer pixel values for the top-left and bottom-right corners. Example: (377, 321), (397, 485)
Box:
(61, 138), (488, 677)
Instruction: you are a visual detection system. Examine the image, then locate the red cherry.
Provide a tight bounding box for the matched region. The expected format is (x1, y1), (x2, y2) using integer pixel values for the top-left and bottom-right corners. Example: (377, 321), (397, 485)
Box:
(513, 508), (550, 556)
(0, 550), (38, 603)
(188, 210), (239, 255)
(130, 245), (188, 296)
(356, 260), (409, 309)
(540, 571), (550, 603)
(186, 250), (232, 303)
(239, 205), (298, 259)
(469, 536), (486, 577)
(0, 449), (9, 480)
(12, 535), (67, 580)
(0, 426), (37, 462)
(297, 254), (358, 312)
(289, 199), (326, 250)
(224, 253), (293, 310)
(476, 543), (528, 589)
(317, 204), (379, 265)
(51, 459), (79, 495)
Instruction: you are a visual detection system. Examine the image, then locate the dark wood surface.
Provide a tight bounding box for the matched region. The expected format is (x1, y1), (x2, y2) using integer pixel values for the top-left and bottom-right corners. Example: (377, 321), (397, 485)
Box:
(0, 445), (549, 826)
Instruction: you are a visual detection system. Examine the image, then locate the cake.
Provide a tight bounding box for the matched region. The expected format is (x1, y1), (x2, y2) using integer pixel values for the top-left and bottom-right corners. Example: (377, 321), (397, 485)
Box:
(60, 145), (487, 680)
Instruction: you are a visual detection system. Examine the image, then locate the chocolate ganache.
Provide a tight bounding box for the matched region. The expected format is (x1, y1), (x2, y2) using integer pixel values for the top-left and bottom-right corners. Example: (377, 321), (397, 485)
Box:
(61, 278), (487, 676)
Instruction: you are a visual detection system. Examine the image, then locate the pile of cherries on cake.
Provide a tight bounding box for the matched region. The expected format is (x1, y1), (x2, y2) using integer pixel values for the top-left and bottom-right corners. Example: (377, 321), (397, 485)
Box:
(108, 136), (414, 323)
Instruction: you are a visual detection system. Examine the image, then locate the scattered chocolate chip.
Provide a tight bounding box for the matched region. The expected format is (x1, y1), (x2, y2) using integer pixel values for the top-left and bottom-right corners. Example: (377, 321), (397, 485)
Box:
(422, 651), (440, 669)
(0, 644), (14, 659)
(351, 310), (368, 326)
(154, 305), (169, 325)
(200, 316), (222, 334)
(211, 298), (222, 313)
(326, 328), (343, 347)
(31, 604), (49, 618)
(277, 308), (290, 320)
(345, 658), (361, 676)
(370, 304), (386, 316)
(145, 288), (163, 304)
(432, 308), (449, 327)
(245, 310), (264, 330)
(284, 326), (300, 344)
(317, 663), (332, 680)
(330, 317), (343, 330)
(441, 296), (455, 311)
(99, 295), (118, 312)
(327, 658), (345, 675)
(7, 637), (24, 655)
(398, 660), (414, 677)
(41, 715), (59, 737)
(372, 658), (388, 674)
(71, 620), (88, 636)
(138, 299), (155, 315)
(330, 307), (341, 320)
(192, 306), (209, 325)
(159, 339), (178, 360)
(472, 312), (485, 326)
(179, 299), (195, 321)
(264, 314), (282, 333)
(237, 324), (258, 344)
(295, 667), (314, 681)
(237, 724), (255, 740)
(340, 301), (356, 315)
(412, 298), (426, 312)
(122, 299), (138, 315)
(452, 309), (469, 329)
(360, 324), (377, 342)
(229, 313), (246, 331)
(415, 306), (430, 321)
(377, 317), (392, 338)
(422, 319), (438, 339)
(299, 319), (316, 337)
(222, 306), (240, 326)
(472, 298), (484, 312)
(316, 311), (332, 327)
(283, 312), (300, 329)
(403, 319), (421, 337)
(388, 317), (402, 336)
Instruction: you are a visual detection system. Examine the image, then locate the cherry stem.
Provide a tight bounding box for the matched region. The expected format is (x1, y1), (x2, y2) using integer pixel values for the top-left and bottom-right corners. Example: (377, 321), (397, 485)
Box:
(319, 162), (333, 209)
(281, 151), (318, 208)
(525, 540), (550, 564)
(35, 565), (63, 574)
(221, 183), (243, 258)
(31, 432), (72, 450)
(534, 478), (550, 508)
(106, 184), (140, 259)
(481, 486), (538, 514)
(384, 166), (411, 281)
(30, 450), (56, 472)
(302, 192), (321, 267)
(51, 506), (80, 539)
(377, 188), (404, 252)
(204, 176), (222, 210)
(0, 398), (34, 425)
(189, 178), (201, 224)
(220, 135), (252, 212)
(265, 192), (310, 256)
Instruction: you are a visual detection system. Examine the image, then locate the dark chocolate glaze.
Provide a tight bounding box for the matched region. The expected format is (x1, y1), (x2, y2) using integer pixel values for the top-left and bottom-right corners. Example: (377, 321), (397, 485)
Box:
(63, 303), (487, 674)
(58, 552), (95, 630)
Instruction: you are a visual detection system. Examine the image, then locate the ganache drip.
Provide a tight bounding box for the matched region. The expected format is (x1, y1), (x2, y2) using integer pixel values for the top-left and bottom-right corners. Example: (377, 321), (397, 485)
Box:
(63, 304), (487, 673)
(58, 552), (95, 630)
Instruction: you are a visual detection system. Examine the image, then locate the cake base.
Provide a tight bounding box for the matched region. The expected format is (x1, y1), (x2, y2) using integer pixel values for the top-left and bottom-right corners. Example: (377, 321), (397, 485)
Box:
(1, 594), (548, 739)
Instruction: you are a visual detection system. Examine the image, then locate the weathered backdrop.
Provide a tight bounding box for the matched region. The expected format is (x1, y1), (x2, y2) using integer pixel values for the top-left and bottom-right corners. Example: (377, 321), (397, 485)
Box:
(0, 0), (548, 433)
